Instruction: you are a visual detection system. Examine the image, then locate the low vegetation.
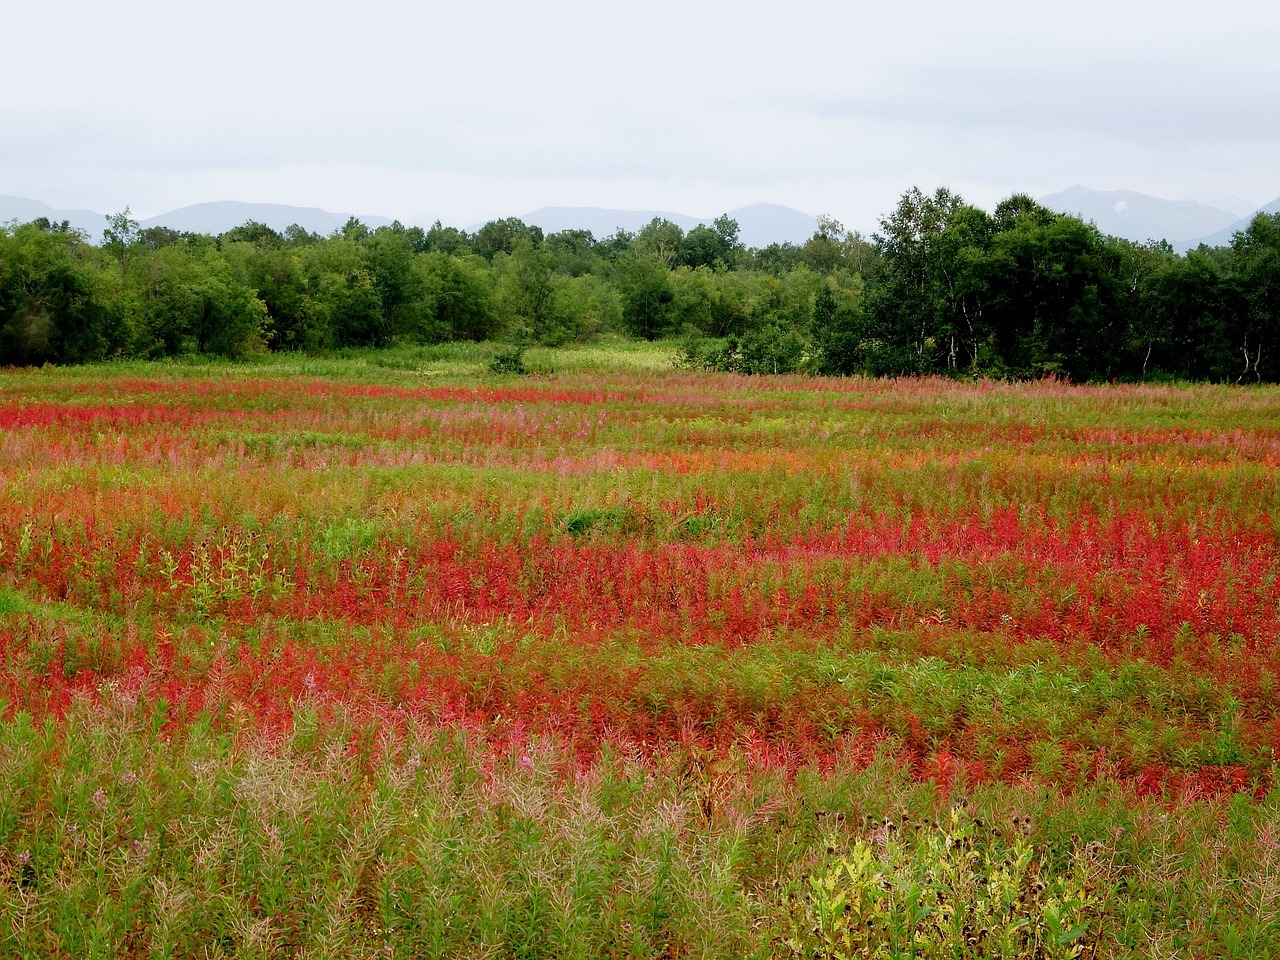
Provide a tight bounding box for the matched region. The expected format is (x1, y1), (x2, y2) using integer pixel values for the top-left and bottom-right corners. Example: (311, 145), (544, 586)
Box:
(3, 347), (1280, 955)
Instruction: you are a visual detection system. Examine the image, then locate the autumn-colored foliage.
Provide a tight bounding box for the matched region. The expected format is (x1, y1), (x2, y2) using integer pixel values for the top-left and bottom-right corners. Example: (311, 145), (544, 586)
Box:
(3, 350), (1280, 956)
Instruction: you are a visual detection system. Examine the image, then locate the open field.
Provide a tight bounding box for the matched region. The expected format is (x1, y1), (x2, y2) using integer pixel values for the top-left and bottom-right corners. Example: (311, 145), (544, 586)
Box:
(3, 345), (1280, 957)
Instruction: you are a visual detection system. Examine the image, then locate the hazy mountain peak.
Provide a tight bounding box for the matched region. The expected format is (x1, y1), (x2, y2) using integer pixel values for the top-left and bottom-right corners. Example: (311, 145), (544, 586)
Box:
(1187, 195), (1280, 250)
(1039, 186), (1240, 246)
(140, 201), (394, 236)
(1179, 189), (1261, 219)
(0, 194), (107, 238)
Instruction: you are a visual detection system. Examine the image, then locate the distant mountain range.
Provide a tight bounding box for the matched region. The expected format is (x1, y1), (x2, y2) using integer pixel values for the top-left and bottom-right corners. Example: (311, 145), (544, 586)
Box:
(139, 201), (396, 236)
(0, 195), (820, 248)
(0, 196), (399, 240)
(4, 191), (1277, 252)
(0, 194), (106, 238)
(1186, 197), (1280, 250)
(1037, 186), (1280, 251)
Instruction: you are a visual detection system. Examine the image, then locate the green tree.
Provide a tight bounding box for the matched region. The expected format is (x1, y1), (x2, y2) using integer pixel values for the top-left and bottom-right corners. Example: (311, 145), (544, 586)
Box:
(133, 242), (268, 357)
(929, 203), (996, 371)
(1230, 212), (1280, 380)
(103, 207), (139, 282)
(498, 238), (568, 344)
(221, 240), (312, 351)
(419, 252), (501, 341)
(550, 273), (622, 341)
(219, 220), (285, 250)
(811, 276), (871, 375)
(865, 187), (971, 374)
(545, 229), (599, 276)
(750, 242), (805, 275)
(613, 251), (674, 339)
(340, 217), (370, 242)
(474, 218), (543, 260)
(363, 228), (434, 343)
(137, 225), (188, 250)
(298, 238), (385, 348)
(283, 223), (322, 248)
(1138, 250), (1237, 380)
(981, 203), (1122, 379)
(634, 218), (684, 266)
(802, 215), (847, 274)
(0, 222), (118, 364)
(595, 228), (637, 262)
(669, 266), (750, 337)
(678, 215), (741, 270)
(1112, 239), (1181, 378)
(419, 221), (471, 255)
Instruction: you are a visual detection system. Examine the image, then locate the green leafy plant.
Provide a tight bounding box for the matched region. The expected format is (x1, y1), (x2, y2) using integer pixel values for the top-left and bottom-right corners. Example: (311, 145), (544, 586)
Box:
(782, 806), (1105, 959)
(489, 343), (528, 375)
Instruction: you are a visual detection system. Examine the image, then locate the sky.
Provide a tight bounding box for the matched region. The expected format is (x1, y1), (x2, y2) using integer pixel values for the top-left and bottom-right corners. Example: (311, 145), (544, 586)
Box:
(5, 0), (1279, 232)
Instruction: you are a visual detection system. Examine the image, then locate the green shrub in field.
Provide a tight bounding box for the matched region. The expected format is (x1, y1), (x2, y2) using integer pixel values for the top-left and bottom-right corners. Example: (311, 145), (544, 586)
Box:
(781, 806), (1104, 959)
(559, 505), (631, 538)
(489, 343), (528, 375)
(677, 324), (813, 375)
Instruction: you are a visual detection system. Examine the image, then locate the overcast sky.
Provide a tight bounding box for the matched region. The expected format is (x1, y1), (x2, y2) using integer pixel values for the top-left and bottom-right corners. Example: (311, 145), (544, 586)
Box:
(5, 0), (1278, 230)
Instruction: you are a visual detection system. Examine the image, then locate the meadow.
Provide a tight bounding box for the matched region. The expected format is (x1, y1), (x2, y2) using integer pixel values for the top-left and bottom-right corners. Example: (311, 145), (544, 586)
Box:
(3, 342), (1280, 958)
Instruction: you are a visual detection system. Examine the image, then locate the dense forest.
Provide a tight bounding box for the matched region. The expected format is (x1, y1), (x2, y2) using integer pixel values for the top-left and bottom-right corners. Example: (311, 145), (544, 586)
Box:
(2, 188), (1278, 382)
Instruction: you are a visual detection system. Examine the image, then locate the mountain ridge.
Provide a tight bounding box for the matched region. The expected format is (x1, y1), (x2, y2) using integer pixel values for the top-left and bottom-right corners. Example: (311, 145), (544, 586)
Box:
(1187, 197), (1280, 250)
(139, 201), (395, 236)
(1038, 186), (1237, 246)
(1036, 185), (1280, 251)
(1, 196), (821, 248)
(4, 191), (1277, 252)
(0, 194), (108, 239)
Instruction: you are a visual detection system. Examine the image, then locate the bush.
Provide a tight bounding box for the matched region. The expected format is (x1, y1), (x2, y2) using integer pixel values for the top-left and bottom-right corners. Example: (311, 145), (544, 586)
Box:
(678, 324), (812, 375)
(489, 343), (528, 375)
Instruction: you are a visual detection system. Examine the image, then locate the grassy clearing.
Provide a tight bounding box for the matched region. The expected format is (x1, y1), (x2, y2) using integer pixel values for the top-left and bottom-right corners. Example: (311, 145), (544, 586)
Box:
(2, 348), (1280, 956)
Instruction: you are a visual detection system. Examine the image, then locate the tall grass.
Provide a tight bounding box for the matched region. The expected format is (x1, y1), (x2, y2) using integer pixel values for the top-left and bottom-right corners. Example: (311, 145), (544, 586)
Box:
(3, 350), (1280, 954)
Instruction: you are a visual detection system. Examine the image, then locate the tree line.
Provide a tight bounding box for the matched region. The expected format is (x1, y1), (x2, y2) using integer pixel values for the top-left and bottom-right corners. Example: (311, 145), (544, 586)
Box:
(2, 189), (1278, 382)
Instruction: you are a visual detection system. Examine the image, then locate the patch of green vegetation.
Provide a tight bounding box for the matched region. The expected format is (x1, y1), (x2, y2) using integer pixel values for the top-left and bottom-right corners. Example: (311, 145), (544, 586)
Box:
(315, 516), (384, 561)
(0, 586), (30, 616)
(560, 506), (631, 537)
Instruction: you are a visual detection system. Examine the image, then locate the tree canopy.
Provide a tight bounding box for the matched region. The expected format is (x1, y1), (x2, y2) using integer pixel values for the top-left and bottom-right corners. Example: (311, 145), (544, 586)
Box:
(1, 195), (1276, 382)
